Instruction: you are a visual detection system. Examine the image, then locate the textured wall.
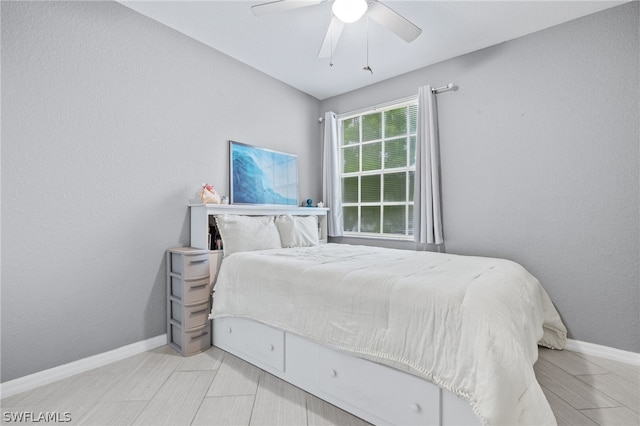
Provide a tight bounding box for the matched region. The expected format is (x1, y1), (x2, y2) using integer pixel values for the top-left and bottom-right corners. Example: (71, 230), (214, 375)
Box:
(321, 2), (639, 353)
(1, 1), (320, 382)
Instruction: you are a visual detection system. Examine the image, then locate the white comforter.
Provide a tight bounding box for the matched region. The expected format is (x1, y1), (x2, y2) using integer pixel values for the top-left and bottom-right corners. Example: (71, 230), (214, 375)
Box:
(210, 244), (567, 426)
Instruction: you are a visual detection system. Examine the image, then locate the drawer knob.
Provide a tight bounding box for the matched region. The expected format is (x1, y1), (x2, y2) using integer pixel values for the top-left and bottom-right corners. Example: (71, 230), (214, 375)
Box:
(329, 369), (337, 378)
(268, 344), (275, 351)
(411, 403), (421, 413)
(226, 327), (232, 333)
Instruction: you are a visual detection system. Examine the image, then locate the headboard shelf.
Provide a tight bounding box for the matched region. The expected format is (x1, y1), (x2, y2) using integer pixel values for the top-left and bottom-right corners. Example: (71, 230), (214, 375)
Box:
(189, 204), (329, 250)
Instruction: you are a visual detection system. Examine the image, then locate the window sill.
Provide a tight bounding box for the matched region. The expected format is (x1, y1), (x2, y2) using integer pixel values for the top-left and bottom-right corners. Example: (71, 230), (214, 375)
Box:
(329, 235), (443, 253)
(341, 233), (414, 242)
(329, 235), (418, 251)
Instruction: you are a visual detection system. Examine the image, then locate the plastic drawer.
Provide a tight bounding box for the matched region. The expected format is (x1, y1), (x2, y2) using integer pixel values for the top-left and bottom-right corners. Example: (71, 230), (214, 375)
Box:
(169, 322), (210, 356)
(171, 252), (209, 279)
(169, 276), (210, 305)
(170, 299), (210, 330)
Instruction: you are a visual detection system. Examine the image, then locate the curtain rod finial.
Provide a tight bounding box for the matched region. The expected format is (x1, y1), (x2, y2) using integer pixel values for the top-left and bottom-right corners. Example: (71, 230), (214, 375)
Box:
(432, 83), (459, 93)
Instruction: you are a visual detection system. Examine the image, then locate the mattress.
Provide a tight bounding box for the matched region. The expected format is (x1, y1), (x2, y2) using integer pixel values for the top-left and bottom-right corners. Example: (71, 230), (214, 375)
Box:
(209, 243), (567, 426)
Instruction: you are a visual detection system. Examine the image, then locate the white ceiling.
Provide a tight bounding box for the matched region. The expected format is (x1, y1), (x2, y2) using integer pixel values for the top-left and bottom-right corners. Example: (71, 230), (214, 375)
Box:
(120, 0), (627, 100)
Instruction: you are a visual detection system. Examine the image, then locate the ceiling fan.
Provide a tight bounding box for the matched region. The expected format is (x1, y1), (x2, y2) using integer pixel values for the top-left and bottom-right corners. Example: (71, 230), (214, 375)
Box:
(251, 0), (422, 59)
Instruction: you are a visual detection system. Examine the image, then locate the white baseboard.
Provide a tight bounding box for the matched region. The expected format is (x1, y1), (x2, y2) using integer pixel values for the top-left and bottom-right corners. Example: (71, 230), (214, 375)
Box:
(0, 334), (167, 399)
(566, 338), (640, 366)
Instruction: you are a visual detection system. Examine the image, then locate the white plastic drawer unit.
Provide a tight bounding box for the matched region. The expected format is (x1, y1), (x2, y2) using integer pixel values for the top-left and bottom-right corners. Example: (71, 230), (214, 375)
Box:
(166, 247), (213, 356)
(171, 252), (209, 279)
(318, 346), (440, 425)
(213, 317), (285, 371)
(169, 276), (210, 305)
(169, 299), (210, 330)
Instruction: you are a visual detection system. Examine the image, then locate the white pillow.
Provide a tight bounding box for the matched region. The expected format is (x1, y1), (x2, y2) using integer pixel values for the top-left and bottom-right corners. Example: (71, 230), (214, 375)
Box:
(275, 215), (319, 248)
(215, 215), (282, 257)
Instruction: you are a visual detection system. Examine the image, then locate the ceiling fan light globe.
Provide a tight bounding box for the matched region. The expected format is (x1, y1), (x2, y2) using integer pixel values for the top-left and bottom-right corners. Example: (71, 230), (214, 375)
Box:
(332, 0), (368, 23)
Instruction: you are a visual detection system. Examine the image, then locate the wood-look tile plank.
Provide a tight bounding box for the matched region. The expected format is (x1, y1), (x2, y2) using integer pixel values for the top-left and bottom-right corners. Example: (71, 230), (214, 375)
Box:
(132, 370), (215, 425)
(99, 350), (180, 402)
(0, 376), (101, 425)
(541, 386), (599, 426)
(84, 351), (151, 377)
(206, 354), (261, 397)
(534, 358), (621, 410)
(192, 395), (255, 426)
(74, 400), (148, 425)
(174, 346), (224, 372)
(7, 375), (77, 408)
(249, 373), (307, 426)
(10, 373), (112, 413)
(85, 345), (175, 377)
(0, 389), (34, 408)
(572, 352), (640, 386)
(538, 348), (608, 376)
(581, 406), (640, 426)
(306, 393), (372, 426)
(576, 373), (640, 413)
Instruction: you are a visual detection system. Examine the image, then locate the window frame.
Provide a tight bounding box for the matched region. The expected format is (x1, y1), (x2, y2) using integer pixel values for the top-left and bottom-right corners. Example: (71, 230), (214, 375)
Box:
(338, 98), (418, 240)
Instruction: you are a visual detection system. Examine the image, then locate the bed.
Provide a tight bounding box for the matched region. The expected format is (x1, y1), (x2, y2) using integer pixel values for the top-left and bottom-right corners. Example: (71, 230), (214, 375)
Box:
(195, 207), (567, 426)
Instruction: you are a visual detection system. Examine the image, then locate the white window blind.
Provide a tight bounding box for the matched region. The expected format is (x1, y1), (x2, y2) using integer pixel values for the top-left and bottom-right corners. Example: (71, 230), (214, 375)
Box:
(339, 99), (418, 239)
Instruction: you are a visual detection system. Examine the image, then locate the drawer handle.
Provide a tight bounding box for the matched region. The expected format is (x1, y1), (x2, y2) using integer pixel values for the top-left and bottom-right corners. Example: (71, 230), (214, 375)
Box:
(190, 331), (209, 340)
(411, 403), (421, 413)
(190, 284), (207, 290)
(190, 259), (208, 264)
(268, 344), (274, 351)
(227, 327), (232, 333)
(329, 369), (337, 378)
(190, 309), (209, 316)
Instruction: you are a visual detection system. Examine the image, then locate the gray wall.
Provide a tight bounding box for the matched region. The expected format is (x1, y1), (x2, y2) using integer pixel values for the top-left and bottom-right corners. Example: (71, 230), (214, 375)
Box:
(1, 1), (321, 382)
(321, 2), (639, 353)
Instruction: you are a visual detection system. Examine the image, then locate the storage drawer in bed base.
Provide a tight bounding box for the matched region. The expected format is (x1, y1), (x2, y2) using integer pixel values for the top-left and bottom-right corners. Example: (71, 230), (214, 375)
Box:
(213, 317), (284, 372)
(212, 317), (478, 426)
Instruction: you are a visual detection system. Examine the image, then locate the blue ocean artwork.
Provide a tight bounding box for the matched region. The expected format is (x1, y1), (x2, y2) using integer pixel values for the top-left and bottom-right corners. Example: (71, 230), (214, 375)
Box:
(231, 142), (298, 206)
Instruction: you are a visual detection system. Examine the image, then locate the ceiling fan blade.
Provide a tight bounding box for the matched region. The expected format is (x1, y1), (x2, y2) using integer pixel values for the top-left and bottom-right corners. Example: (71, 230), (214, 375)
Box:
(251, 0), (324, 16)
(366, 0), (422, 43)
(318, 16), (345, 58)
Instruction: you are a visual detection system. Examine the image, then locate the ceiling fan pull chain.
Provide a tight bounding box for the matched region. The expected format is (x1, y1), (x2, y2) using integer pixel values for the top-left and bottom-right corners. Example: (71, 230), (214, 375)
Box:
(330, 29), (334, 67)
(329, 6), (335, 67)
(363, 14), (373, 74)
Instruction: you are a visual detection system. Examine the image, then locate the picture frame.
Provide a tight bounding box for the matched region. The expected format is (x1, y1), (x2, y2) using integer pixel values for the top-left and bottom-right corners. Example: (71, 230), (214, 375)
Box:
(229, 140), (298, 206)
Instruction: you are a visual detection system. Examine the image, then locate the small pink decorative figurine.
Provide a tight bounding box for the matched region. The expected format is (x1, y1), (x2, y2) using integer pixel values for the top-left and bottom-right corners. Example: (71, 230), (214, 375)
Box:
(199, 183), (221, 204)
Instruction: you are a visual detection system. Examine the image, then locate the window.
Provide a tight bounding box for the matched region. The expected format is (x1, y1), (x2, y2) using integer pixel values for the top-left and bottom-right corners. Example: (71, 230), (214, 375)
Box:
(339, 99), (418, 239)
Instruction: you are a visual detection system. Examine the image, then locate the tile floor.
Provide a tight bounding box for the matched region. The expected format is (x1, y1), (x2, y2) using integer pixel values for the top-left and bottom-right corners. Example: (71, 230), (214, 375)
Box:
(1, 345), (638, 425)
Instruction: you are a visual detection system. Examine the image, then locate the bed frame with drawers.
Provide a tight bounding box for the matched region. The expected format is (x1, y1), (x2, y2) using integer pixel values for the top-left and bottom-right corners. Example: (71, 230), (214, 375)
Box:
(189, 204), (480, 426)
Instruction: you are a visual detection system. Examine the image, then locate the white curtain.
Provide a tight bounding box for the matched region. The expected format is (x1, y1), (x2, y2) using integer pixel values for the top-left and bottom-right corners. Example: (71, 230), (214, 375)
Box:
(322, 111), (344, 237)
(413, 86), (444, 244)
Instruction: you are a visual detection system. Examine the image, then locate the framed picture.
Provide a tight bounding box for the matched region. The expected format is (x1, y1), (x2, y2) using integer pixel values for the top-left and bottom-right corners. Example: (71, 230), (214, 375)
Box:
(229, 141), (298, 206)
